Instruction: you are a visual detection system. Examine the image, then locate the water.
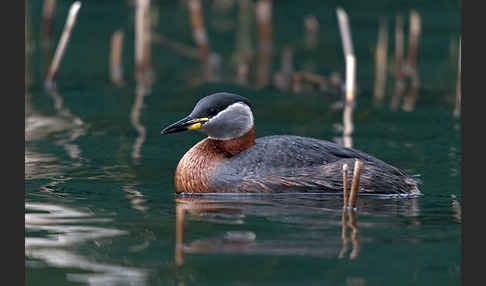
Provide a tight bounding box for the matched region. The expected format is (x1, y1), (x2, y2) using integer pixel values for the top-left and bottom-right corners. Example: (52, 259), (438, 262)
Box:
(25, 0), (461, 285)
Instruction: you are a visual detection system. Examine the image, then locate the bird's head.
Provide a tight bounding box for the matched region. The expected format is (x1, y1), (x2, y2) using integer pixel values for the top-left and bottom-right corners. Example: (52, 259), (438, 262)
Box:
(161, 92), (254, 140)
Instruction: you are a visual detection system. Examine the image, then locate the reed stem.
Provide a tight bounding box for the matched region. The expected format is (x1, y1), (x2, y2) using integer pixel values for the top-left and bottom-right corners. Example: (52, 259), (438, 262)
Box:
(45, 1), (81, 86)
(343, 55), (356, 148)
(402, 11), (421, 112)
(304, 15), (319, 50)
(234, 0), (254, 85)
(342, 164), (349, 207)
(135, 0), (152, 84)
(336, 7), (355, 58)
(110, 30), (124, 86)
(256, 0), (272, 88)
(373, 18), (388, 106)
(390, 14), (405, 110)
(41, 0), (56, 48)
(152, 33), (200, 59)
(349, 160), (363, 210)
(292, 72), (303, 93)
(274, 46), (293, 90)
(189, 0), (210, 62)
(405, 11), (421, 75)
(337, 8), (356, 148)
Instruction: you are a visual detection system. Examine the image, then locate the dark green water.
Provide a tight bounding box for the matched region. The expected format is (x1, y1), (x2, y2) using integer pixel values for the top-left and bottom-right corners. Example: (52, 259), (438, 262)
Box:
(25, 0), (461, 285)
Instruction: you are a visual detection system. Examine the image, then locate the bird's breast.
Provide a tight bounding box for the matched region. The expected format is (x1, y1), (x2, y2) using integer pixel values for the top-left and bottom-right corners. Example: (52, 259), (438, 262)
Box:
(174, 138), (227, 193)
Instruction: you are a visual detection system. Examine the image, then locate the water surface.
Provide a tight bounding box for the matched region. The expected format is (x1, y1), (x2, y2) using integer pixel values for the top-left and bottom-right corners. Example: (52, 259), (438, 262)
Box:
(26, 1), (461, 285)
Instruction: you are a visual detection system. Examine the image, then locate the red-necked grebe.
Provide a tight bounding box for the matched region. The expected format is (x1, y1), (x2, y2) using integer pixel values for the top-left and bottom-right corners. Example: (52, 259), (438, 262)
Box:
(162, 92), (421, 196)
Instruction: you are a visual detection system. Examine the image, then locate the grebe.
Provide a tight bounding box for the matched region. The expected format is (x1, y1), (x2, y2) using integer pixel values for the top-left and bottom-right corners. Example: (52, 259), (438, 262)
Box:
(162, 92), (421, 195)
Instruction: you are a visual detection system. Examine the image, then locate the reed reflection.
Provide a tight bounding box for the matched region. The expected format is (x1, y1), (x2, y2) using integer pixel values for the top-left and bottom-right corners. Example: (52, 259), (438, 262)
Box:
(338, 208), (360, 260)
(26, 84), (86, 165)
(173, 194), (420, 266)
(131, 84), (150, 162)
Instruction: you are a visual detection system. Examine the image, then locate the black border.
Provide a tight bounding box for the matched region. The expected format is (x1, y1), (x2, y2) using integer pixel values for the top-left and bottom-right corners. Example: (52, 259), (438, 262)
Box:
(4, 0), (25, 284)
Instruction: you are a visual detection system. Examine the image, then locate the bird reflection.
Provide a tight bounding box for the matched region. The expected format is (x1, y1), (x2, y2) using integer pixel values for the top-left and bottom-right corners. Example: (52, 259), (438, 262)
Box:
(174, 194), (420, 266)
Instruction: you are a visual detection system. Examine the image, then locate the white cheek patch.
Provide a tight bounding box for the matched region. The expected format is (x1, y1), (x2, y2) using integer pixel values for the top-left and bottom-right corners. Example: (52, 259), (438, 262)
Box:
(203, 102), (254, 140)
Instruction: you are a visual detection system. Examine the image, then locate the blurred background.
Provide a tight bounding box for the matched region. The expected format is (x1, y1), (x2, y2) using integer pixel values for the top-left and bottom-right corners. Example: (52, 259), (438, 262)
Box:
(25, 1), (461, 285)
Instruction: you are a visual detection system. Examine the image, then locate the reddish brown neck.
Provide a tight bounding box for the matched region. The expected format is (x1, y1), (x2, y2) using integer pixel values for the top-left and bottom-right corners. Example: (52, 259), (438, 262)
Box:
(210, 126), (255, 156)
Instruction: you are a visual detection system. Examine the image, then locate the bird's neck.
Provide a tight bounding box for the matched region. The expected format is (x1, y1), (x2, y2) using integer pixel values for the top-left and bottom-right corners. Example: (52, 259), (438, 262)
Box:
(211, 125), (255, 156)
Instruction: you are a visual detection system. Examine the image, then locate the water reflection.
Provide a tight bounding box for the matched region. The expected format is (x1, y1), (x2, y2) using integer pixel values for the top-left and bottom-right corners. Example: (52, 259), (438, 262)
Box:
(25, 87), (86, 189)
(173, 194), (420, 266)
(338, 208), (360, 260)
(123, 184), (149, 213)
(26, 84), (86, 164)
(130, 84), (150, 162)
(26, 202), (147, 286)
(451, 194), (461, 223)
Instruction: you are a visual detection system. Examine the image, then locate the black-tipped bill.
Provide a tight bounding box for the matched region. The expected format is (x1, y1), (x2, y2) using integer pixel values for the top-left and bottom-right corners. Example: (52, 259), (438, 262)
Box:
(161, 116), (209, 135)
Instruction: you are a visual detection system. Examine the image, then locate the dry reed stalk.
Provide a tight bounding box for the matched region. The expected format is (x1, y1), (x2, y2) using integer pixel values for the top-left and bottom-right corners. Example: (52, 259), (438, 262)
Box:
(255, 0), (272, 88)
(237, 63), (250, 85)
(41, 0), (56, 48)
(390, 14), (405, 110)
(292, 72), (303, 93)
(41, 0), (57, 77)
(175, 204), (185, 266)
(135, 0), (152, 84)
(45, 1), (81, 86)
(234, 0), (254, 85)
(373, 19), (388, 106)
(342, 164), (349, 207)
(290, 71), (328, 93)
(402, 87), (419, 112)
(274, 46), (293, 90)
(189, 0), (210, 62)
(344, 55), (357, 104)
(336, 8), (355, 59)
(304, 15), (319, 50)
(144, 5), (153, 69)
(405, 11), (421, 77)
(454, 37), (461, 118)
(300, 71), (328, 85)
(343, 55), (356, 148)
(110, 30), (124, 86)
(153, 33), (200, 59)
(348, 159), (363, 210)
(337, 8), (356, 148)
(135, 0), (148, 67)
(402, 11), (421, 111)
